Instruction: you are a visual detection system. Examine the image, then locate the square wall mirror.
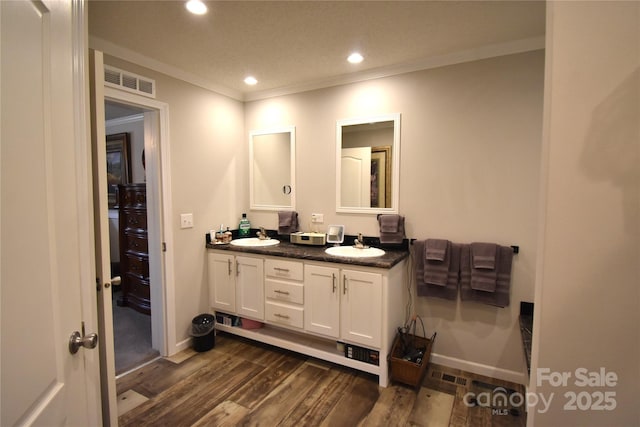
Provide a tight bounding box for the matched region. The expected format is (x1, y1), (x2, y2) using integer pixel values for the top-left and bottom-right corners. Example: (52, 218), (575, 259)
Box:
(249, 126), (296, 211)
(336, 113), (401, 214)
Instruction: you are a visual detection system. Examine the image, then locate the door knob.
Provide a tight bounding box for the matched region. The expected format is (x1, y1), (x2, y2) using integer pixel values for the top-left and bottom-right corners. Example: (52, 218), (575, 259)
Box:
(68, 331), (98, 354)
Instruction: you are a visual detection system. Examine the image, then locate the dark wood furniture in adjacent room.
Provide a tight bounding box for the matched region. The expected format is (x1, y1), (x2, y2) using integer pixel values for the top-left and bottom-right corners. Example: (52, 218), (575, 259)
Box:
(118, 183), (150, 315)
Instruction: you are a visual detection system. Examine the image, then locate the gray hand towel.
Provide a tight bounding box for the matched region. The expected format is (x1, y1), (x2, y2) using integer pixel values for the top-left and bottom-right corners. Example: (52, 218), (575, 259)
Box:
(414, 240), (460, 301)
(424, 239), (450, 286)
(425, 238), (449, 261)
(471, 242), (497, 269)
(278, 211), (298, 234)
(470, 242), (499, 292)
(379, 214), (399, 232)
(460, 244), (513, 307)
(378, 215), (405, 244)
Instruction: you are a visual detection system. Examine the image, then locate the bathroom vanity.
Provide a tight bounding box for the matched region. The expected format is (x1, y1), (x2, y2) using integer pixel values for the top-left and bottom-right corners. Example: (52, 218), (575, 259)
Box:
(206, 238), (409, 387)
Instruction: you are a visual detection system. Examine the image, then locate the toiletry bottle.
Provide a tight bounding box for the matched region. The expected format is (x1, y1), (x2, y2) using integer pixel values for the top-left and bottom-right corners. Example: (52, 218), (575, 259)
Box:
(238, 213), (250, 237)
(215, 224), (225, 243)
(224, 227), (232, 243)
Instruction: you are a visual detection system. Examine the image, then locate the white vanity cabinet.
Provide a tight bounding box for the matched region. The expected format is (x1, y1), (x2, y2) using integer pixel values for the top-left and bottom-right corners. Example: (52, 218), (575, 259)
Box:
(305, 265), (382, 348)
(340, 269), (382, 349)
(236, 255), (264, 320)
(208, 252), (236, 312)
(264, 258), (304, 329)
(207, 252), (264, 320)
(207, 247), (407, 387)
(304, 264), (340, 338)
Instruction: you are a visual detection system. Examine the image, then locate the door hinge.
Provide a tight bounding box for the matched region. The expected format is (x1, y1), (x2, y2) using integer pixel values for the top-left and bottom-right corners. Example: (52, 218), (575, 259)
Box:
(162, 242), (167, 252)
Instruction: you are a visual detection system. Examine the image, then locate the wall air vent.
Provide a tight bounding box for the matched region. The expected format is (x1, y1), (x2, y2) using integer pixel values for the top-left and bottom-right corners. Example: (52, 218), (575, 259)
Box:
(104, 65), (156, 98)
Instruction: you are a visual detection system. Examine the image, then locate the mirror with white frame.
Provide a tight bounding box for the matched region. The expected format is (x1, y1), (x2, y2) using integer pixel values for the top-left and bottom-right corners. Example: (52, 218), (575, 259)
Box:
(336, 113), (400, 214)
(249, 126), (296, 211)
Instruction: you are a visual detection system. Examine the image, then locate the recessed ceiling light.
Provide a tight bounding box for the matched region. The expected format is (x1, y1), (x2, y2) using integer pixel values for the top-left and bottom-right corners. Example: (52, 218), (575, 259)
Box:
(186, 0), (207, 15)
(244, 76), (258, 86)
(347, 52), (364, 64)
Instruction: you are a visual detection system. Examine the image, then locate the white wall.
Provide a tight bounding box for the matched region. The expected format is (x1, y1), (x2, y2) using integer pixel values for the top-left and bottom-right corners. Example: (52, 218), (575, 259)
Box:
(246, 50), (545, 382)
(104, 55), (245, 347)
(530, 2), (639, 425)
(103, 49), (544, 379)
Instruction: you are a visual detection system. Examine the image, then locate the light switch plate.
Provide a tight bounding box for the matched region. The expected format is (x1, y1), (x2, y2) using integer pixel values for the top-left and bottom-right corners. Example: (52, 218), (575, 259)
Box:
(311, 213), (324, 223)
(180, 213), (194, 229)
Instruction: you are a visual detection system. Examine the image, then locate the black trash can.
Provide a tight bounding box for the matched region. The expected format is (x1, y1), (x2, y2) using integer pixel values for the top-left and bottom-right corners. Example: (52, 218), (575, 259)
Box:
(191, 313), (215, 352)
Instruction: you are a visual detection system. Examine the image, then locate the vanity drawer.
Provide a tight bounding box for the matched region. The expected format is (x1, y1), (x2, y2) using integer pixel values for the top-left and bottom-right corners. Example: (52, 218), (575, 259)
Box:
(265, 301), (303, 329)
(265, 259), (303, 281)
(265, 279), (303, 305)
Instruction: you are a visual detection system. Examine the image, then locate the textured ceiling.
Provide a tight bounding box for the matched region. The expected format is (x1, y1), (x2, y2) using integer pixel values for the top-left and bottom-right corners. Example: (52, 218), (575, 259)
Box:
(89, 0), (545, 101)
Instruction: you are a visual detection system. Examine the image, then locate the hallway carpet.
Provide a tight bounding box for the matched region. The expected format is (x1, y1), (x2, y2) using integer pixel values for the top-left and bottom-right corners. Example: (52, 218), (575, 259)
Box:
(112, 301), (159, 375)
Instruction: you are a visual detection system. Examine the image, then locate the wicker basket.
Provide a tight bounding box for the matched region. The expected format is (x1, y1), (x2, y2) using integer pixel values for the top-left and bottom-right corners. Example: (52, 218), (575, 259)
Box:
(388, 331), (436, 388)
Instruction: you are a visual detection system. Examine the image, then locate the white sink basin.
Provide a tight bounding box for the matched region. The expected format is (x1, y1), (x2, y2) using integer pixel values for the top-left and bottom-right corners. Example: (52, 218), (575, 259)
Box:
(230, 238), (280, 247)
(325, 246), (385, 258)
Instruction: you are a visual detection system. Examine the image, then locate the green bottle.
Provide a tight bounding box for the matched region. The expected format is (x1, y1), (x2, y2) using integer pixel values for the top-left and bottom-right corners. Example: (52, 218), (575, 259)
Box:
(238, 213), (250, 237)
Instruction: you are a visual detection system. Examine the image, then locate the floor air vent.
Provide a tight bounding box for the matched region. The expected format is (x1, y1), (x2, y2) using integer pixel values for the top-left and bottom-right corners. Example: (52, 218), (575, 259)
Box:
(104, 65), (155, 98)
(431, 370), (468, 386)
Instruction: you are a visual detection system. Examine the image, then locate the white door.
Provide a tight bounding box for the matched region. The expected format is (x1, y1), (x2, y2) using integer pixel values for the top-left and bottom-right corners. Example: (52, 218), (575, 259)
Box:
(208, 252), (236, 312)
(89, 50), (118, 426)
(235, 256), (264, 320)
(1, 1), (100, 425)
(340, 270), (382, 348)
(304, 265), (340, 338)
(341, 147), (371, 207)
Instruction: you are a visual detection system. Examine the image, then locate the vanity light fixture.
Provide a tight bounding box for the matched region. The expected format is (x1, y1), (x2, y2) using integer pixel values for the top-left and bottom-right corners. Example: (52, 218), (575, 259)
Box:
(347, 52), (364, 64)
(244, 76), (258, 86)
(185, 0), (207, 15)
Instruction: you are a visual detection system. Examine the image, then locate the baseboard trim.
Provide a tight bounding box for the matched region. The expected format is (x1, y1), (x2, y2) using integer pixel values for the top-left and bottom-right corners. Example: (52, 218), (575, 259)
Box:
(172, 337), (192, 356)
(431, 352), (527, 385)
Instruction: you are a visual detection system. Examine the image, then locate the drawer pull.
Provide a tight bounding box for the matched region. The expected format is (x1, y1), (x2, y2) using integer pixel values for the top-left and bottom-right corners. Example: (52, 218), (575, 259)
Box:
(273, 267), (290, 273)
(227, 259), (232, 275)
(274, 290), (290, 295)
(343, 274), (348, 295)
(332, 273), (337, 293)
(274, 313), (290, 320)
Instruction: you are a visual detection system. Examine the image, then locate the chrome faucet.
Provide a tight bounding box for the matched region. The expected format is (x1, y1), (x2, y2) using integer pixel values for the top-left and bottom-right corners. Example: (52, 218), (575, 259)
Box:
(256, 226), (270, 240)
(354, 233), (368, 249)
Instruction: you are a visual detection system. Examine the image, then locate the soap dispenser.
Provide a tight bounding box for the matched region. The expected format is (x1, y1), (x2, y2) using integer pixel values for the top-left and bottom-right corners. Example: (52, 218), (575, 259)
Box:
(238, 213), (251, 237)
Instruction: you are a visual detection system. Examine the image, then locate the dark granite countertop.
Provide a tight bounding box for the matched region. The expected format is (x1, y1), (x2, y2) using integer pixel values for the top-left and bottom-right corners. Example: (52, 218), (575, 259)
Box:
(205, 233), (409, 269)
(519, 301), (533, 377)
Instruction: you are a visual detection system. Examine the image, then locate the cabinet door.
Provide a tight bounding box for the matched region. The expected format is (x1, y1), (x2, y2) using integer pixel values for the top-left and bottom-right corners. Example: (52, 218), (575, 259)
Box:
(236, 255), (265, 320)
(304, 265), (340, 338)
(340, 269), (382, 348)
(208, 252), (236, 312)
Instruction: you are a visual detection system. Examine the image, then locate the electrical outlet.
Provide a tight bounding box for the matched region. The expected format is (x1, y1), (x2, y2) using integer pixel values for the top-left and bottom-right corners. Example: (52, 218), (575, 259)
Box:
(311, 213), (324, 224)
(180, 213), (194, 229)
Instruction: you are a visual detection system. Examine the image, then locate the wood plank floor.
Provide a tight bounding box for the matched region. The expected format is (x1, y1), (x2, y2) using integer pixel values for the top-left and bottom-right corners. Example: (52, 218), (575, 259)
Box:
(117, 332), (527, 426)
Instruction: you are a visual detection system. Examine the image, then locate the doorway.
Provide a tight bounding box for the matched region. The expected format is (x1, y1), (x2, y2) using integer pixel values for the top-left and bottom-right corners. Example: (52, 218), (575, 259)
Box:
(105, 100), (159, 374)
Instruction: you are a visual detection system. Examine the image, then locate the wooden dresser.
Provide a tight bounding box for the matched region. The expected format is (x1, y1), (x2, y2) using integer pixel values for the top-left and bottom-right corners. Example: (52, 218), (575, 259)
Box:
(118, 183), (150, 315)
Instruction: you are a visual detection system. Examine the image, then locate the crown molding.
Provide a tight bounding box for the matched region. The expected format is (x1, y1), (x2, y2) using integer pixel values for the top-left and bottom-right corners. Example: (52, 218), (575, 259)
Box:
(89, 36), (243, 101)
(90, 35), (544, 103)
